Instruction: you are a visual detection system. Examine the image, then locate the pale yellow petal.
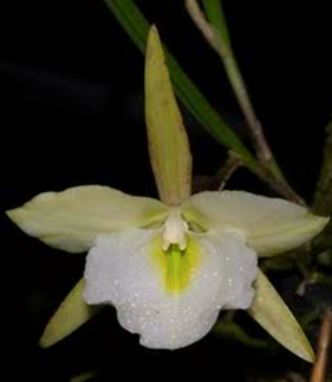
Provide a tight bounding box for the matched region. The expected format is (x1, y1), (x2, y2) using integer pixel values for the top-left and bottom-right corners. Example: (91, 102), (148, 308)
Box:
(7, 185), (167, 253)
(182, 191), (329, 256)
(248, 270), (315, 362)
(145, 26), (192, 206)
(40, 279), (100, 347)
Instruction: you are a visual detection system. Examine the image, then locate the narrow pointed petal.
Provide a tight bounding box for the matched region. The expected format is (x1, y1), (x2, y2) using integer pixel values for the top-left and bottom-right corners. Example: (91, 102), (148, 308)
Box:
(7, 185), (167, 253)
(248, 270), (315, 362)
(182, 191), (329, 256)
(84, 229), (257, 349)
(40, 279), (100, 347)
(145, 26), (192, 205)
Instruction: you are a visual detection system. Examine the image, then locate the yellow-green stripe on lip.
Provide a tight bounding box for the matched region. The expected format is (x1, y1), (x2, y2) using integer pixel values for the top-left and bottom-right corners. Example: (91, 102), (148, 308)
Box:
(151, 237), (200, 294)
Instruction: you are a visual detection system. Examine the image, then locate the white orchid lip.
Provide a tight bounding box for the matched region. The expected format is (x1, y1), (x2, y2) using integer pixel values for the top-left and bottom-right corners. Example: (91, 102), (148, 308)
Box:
(84, 227), (258, 350)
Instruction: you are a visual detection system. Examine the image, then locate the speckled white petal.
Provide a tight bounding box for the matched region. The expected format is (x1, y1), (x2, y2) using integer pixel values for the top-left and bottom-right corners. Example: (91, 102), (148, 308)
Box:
(6, 185), (167, 253)
(182, 191), (329, 256)
(83, 228), (257, 349)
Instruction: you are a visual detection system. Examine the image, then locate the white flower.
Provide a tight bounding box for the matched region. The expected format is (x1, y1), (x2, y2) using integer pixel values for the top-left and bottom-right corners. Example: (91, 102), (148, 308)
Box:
(7, 186), (328, 349)
(6, 26), (329, 354)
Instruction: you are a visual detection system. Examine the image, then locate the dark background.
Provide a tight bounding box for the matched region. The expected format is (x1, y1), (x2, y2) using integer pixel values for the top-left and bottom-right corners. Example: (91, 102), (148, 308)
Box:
(1, 0), (331, 380)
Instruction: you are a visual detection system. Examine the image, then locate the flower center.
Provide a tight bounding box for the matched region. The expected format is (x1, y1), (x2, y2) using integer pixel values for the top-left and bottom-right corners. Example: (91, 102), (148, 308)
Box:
(162, 207), (188, 251)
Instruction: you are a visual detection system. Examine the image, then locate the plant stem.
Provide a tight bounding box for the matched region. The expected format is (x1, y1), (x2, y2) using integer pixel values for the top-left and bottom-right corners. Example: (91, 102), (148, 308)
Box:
(186, 0), (272, 163)
(253, 164), (305, 205)
(186, 0), (303, 203)
(310, 307), (332, 382)
(192, 151), (241, 192)
(217, 151), (242, 190)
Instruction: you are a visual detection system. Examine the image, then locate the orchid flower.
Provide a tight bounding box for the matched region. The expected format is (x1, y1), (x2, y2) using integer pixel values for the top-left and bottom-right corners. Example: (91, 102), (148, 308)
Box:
(7, 27), (328, 357)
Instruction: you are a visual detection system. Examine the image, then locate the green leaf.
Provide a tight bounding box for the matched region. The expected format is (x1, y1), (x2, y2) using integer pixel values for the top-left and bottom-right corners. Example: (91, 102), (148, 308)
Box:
(248, 270), (315, 362)
(40, 279), (100, 347)
(102, 0), (257, 169)
(202, 0), (230, 46)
